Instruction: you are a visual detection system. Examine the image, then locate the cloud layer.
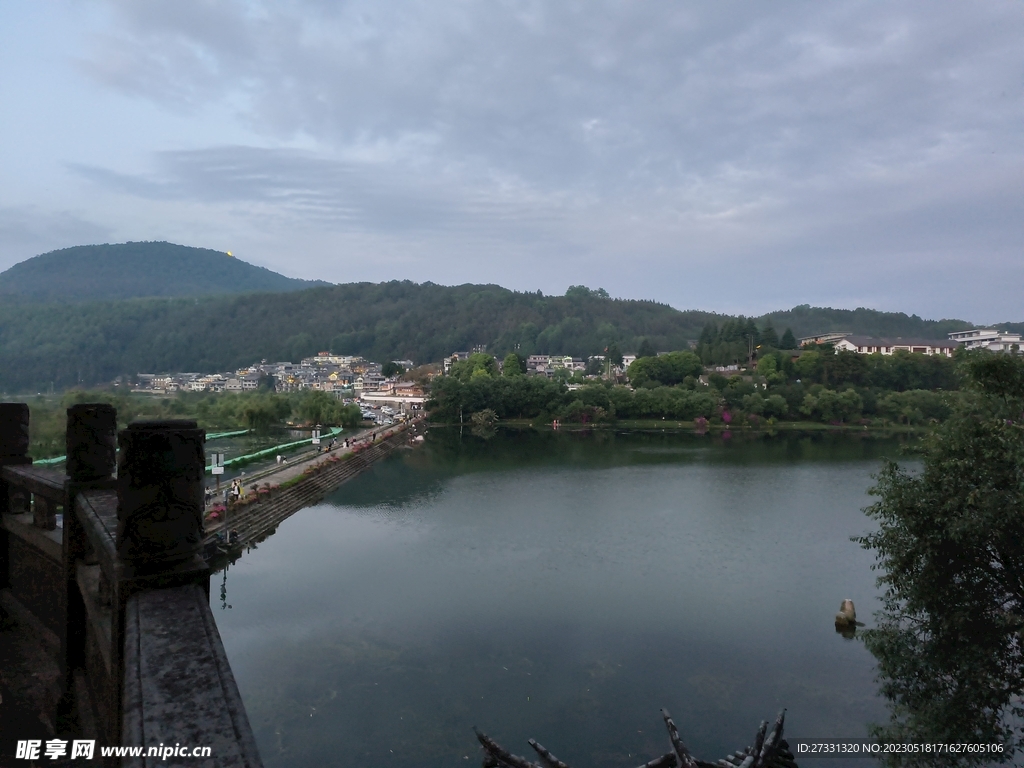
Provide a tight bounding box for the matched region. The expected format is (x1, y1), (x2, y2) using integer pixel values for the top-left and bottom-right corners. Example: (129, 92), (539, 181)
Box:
(3, 0), (1022, 320)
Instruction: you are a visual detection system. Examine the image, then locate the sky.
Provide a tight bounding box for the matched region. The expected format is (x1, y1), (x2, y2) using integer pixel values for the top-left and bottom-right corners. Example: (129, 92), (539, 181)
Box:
(1, 1), (1021, 322)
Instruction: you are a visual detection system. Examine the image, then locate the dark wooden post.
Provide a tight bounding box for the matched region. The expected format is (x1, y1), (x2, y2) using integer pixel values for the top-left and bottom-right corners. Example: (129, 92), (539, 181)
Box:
(62, 404), (118, 705)
(0, 403), (32, 589)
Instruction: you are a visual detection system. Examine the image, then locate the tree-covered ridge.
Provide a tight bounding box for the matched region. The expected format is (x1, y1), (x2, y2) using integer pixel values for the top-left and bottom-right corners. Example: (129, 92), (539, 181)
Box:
(0, 281), (726, 391)
(0, 241), (324, 302)
(759, 304), (976, 340)
(0, 275), (1018, 393)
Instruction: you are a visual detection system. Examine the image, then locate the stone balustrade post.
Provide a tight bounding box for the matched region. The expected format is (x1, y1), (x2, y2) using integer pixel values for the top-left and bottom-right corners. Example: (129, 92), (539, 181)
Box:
(116, 420), (206, 569)
(1, 402), (31, 511)
(111, 420), (210, 743)
(62, 404), (119, 696)
(66, 403), (118, 484)
(0, 403), (32, 589)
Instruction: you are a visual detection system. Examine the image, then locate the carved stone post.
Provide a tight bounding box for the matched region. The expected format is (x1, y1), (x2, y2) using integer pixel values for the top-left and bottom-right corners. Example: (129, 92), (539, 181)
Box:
(66, 404), (117, 484)
(116, 420), (206, 569)
(110, 420), (209, 744)
(1, 402), (31, 515)
(62, 404), (118, 700)
(0, 403), (32, 589)
(0, 402), (30, 459)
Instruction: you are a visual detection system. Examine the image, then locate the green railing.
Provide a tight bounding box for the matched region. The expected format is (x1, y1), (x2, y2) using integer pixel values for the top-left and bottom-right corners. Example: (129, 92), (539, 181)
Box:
(32, 428), (254, 466)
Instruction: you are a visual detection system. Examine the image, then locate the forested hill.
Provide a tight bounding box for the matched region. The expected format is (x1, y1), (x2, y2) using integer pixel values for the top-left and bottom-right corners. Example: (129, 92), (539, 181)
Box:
(0, 282), (725, 391)
(760, 305), (980, 340)
(0, 242), (324, 302)
(0, 278), (1013, 393)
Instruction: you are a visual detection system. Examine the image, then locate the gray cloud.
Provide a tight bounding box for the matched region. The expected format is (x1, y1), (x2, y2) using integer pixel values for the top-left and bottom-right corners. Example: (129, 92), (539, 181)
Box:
(55, 0), (1024, 320)
(0, 207), (113, 271)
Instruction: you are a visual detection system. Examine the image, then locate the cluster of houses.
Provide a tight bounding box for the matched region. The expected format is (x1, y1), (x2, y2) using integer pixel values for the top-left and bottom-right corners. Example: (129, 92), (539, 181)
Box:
(132, 326), (1021, 402)
(798, 329), (1022, 357)
(134, 353), (421, 399)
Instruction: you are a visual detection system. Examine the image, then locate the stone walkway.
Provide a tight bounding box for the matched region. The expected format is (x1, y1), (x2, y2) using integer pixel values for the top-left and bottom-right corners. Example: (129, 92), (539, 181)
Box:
(227, 421), (416, 496)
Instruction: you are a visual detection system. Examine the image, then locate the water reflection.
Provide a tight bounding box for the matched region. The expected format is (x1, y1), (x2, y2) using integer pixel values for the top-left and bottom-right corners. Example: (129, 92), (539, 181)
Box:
(216, 428), (912, 767)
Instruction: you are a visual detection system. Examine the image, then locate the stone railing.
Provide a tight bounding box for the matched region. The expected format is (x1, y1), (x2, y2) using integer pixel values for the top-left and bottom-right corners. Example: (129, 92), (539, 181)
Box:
(1, 403), (262, 766)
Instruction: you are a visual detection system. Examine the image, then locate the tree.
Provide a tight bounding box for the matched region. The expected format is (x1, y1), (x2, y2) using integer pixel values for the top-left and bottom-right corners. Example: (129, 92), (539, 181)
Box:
(297, 389), (336, 426)
(382, 361), (405, 378)
(449, 353), (498, 381)
(565, 285), (609, 299)
(800, 388), (862, 422)
(756, 354), (777, 377)
(779, 328), (797, 349)
(470, 408), (497, 427)
(856, 353), (1024, 764)
(760, 322), (780, 348)
(637, 338), (656, 359)
(763, 393), (789, 419)
(606, 343), (624, 369)
(826, 349), (868, 386)
(627, 351), (702, 387)
(793, 350), (823, 383)
(503, 352), (525, 377)
(242, 394), (289, 434)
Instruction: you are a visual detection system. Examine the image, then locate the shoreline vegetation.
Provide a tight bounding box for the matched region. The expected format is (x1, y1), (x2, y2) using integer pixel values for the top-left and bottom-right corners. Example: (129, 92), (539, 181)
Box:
(9, 341), (1001, 460)
(429, 344), (967, 435)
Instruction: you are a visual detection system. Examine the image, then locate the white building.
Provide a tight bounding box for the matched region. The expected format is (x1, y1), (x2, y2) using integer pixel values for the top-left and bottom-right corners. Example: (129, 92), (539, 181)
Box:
(833, 336), (960, 357)
(947, 329), (1023, 353)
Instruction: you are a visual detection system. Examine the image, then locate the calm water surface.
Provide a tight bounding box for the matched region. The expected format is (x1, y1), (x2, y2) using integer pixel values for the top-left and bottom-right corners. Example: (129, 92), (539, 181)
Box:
(214, 428), (914, 767)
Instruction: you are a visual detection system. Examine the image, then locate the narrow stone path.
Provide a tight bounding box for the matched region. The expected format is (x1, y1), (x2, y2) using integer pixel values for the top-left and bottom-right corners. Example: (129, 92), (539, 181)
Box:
(203, 418), (424, 559)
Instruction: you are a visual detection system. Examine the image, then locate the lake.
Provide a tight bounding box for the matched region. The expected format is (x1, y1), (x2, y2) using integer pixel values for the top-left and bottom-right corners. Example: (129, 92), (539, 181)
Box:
(213, 427), (913, 767)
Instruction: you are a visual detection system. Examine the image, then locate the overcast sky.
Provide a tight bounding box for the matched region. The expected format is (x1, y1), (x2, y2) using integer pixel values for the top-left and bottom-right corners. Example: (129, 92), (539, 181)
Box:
(1, 1), (1021, 322)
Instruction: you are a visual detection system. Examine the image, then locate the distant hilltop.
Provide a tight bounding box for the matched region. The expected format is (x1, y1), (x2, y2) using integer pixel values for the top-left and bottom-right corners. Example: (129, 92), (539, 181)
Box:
(0, 241), (327, 302)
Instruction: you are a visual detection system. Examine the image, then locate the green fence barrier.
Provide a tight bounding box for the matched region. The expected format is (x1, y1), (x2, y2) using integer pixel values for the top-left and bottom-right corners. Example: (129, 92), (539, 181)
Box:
(205, 427), (343, 472)
(32, 455), (67, 466)
(33, 429), (249, 466)
(207, 429), (251, 440)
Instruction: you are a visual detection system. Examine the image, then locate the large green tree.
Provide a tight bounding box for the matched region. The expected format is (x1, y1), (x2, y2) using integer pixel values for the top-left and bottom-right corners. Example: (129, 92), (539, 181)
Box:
(857, 353), (1024, 765)
(627, 351), (703, 387)
(449, 353), (499, 381)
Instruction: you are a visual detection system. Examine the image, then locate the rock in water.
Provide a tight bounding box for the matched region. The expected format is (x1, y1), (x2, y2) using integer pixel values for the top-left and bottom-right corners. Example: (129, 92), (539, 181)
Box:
(835, 598), (856, 628)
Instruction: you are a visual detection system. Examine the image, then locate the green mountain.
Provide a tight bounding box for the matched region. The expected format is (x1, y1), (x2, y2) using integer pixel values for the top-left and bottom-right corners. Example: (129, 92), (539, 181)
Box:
(0, 274), (1017, 393)
(0, 282), (725, 391)
(0, 241), (324, 302)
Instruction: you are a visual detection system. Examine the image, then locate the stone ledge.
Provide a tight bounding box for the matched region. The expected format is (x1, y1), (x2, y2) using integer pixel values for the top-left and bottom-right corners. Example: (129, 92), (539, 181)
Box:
(2, 511), (63, 563)
(122, 584), (263, 767)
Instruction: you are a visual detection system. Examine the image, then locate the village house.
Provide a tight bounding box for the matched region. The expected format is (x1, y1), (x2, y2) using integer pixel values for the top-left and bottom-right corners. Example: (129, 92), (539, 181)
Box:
(833, 336), (960, 357)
